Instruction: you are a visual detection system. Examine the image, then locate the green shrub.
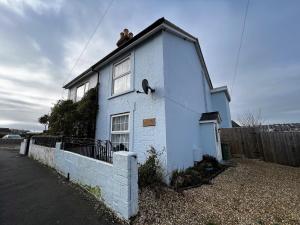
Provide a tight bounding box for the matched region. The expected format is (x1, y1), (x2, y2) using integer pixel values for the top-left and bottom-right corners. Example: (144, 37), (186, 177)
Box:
(170, 155), (224, 190)
(138, 147), (164, 188)
(202, 154), (220, 169)
(170, 167), (202, 189)
(46, 87), (98, 138)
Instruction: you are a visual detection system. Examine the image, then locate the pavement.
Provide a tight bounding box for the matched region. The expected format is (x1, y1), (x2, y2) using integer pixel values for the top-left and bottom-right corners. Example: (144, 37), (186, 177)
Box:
(0, 147), (122, 225)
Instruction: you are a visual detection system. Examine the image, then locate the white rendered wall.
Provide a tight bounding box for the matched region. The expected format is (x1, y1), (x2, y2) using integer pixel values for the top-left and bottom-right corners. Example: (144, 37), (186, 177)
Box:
(68, 73), (98, 102)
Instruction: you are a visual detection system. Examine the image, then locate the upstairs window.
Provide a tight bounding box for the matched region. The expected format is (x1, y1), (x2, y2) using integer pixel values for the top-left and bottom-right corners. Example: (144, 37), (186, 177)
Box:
(111, 113), (129, 151)
(112, 57), (131, 95)
(76, 82), (89, 102)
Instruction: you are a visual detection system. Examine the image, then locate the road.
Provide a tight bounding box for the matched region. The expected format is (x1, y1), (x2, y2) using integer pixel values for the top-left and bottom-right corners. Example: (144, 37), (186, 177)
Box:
(0, 148), (122, 225)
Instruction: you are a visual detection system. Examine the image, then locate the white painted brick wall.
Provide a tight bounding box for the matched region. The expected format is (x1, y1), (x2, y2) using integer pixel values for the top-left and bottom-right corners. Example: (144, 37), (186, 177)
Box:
(26, 141), (138, 220)
(28, 141), (55, 168)
(54, 143), (138, 220)
(19, 139), (27, 155)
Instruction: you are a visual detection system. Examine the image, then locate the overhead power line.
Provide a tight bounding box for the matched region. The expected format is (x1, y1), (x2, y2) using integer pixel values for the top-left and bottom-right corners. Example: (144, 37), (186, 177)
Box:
(61, 0), (114, 98)
(230, 0), (250, 96)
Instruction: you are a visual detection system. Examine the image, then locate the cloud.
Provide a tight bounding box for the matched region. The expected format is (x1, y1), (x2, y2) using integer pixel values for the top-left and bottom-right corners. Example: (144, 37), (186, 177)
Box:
(0, 0), (299, 131)
(0, 0), (64, 16)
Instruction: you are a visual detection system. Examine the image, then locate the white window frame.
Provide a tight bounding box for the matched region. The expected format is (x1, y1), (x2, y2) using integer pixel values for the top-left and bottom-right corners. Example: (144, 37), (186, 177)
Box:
(112, 56), (131, 96)
(110, 112), (130, 151)
(75, 82), (89, 102)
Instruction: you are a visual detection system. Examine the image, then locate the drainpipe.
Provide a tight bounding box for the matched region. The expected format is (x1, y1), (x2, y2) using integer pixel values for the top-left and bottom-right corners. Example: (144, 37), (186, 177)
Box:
(91, 67), (100, 139)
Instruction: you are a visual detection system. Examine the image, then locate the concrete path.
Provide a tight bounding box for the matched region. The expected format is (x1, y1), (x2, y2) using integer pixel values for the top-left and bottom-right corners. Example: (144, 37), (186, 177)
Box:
(0, 148), (122, 225)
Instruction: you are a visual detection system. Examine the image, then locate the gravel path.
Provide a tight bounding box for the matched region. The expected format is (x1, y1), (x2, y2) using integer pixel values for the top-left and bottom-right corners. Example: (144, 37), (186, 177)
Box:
(134, 159), (300, 225)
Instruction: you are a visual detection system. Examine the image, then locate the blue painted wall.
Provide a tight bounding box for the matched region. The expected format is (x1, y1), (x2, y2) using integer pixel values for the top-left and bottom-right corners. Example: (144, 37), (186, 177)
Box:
(211, 92), (232, 128)
(93, 30), (230, 176)
(95, 34), (167, 165)
(163, 31), (213, 172)
(199, 122), (222, 161)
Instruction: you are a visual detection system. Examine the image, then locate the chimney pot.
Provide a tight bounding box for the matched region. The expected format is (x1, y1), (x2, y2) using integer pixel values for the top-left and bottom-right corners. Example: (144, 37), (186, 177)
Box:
(116, 28), (133, 47)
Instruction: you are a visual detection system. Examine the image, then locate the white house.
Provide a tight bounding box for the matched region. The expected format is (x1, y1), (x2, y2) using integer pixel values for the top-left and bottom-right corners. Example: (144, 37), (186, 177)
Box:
(63, 18), (232, 177)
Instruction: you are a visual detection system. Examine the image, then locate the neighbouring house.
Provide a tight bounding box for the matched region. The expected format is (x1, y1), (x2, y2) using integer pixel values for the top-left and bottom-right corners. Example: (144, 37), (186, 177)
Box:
(63, 18), (232, 177)
(0, 128), (10, 138)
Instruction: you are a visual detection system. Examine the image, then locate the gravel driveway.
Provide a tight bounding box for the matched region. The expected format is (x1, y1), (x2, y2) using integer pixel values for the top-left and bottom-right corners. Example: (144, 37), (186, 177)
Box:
(134, 159), (300, 225)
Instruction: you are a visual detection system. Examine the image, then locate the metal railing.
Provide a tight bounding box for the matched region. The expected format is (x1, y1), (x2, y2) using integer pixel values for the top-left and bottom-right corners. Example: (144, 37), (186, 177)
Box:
(61, 137), (115, 163)
(31, 136), (62, 148)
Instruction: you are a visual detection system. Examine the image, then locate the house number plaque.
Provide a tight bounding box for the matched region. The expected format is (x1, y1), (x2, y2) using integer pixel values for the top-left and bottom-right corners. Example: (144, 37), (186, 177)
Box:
(143, 118), (156, 127)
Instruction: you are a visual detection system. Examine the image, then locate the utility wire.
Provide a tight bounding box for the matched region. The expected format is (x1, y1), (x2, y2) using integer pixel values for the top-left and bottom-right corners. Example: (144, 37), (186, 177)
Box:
(61, 0), (114, 98)
(230, 0), (250, 96)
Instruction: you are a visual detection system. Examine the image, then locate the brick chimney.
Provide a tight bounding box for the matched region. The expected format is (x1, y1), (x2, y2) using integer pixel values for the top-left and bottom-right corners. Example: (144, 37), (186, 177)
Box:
(116, 28), (133, 47)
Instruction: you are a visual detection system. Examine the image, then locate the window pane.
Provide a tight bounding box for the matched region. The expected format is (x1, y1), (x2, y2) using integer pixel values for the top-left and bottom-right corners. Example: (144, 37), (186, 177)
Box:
(111, 133), (129, 151)
(84, 82), (89, 92)
(76, 85), (85, 101)
(76, 82), (89, 101)
(113, 74), (130, 95)
(114, 58), (130, 78)
(111, 114), (129, 151)
(112, 115), (129, 131)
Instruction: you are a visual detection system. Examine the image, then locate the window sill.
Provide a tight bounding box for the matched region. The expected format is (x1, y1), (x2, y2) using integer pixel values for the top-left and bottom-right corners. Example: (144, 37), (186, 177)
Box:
(108, 89), (135, 100)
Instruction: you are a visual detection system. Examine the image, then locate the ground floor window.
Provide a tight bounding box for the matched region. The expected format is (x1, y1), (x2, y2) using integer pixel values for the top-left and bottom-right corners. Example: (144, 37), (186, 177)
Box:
(111, 113), (129, 151)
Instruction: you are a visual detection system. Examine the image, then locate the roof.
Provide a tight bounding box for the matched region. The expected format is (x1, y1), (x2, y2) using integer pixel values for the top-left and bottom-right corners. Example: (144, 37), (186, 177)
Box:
(0, 128), (10, 133)
(231, 120), (240, 127)
(199, 111), (221, 123)
(63, 17), (213, 89)
(211, 86), (231, 102)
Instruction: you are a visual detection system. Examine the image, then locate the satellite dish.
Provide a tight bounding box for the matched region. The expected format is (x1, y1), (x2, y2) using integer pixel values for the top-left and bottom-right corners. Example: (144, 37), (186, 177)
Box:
(136, 79), (155, 94)
(142, 79), (149, 94)
(142, 79), (155, 94)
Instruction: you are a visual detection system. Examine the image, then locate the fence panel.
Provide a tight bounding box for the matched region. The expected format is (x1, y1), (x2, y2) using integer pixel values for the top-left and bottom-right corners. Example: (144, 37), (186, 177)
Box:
(220, 128), (300, 167)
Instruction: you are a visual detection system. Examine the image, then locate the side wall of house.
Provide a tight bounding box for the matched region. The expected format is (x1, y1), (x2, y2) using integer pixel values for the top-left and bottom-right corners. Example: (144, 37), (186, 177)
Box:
(199, 122), (222, 161)
(163, 31), (213, 172)
(68, 73), (98, 102)
(96, 34), (167, 166)
(211, 92), (232, 128)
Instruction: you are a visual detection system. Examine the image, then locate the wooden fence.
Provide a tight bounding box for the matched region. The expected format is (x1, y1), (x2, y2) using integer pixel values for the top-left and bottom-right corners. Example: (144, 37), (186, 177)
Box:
(220, 127), (300, 167)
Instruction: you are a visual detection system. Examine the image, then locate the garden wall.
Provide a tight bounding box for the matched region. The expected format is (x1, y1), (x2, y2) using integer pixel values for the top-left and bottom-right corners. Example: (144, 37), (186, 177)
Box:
(28, 141), (55, 168)
(24, 141), (138, 220)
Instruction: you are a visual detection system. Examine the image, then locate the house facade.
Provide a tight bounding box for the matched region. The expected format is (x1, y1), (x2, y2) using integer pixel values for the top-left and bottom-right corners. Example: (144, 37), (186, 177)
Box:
(64, 18), (231, 176)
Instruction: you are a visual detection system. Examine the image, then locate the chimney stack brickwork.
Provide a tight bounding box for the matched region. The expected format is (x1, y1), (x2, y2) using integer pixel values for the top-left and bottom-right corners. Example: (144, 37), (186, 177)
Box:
(116, 28), (133, 47)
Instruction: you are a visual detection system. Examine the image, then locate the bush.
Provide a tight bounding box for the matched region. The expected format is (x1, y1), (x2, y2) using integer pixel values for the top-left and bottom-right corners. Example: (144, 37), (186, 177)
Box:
(138, 147), (164, 189)
(47, 87), (98, 138)
(170, 155), (225, 190)
(202, 154), (220, 169)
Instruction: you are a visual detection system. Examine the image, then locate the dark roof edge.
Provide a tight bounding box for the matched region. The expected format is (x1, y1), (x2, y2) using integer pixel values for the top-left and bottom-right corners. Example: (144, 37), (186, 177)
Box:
(63, 17), (214, 89)
(63, 18), (166, 89)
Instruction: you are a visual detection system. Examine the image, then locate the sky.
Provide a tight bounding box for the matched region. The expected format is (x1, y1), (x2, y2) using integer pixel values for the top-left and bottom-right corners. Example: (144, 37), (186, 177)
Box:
(0, 0), (299, 131)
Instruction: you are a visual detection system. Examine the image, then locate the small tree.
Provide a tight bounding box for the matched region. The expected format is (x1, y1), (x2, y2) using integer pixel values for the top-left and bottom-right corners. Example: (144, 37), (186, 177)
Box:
(238, 109), (265, 127)
(39, 114), (49, 131)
